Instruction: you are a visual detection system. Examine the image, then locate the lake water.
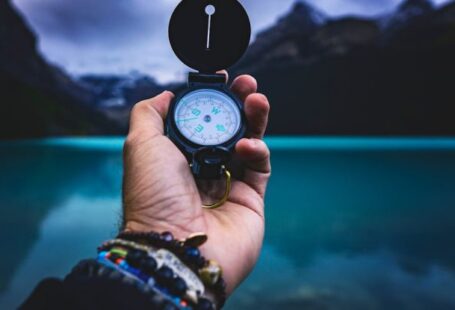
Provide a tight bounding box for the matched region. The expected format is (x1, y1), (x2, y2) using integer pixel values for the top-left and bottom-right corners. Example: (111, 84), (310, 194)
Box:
(1, 137), (455, 309)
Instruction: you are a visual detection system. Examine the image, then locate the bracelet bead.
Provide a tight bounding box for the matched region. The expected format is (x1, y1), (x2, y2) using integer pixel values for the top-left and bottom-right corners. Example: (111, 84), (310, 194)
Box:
(142, 257), (158, 274)
(161, 231), (175, 242)
(195, 297), (215, 310)
(171, 277), (188, 296)
(156, 266), (175, 284)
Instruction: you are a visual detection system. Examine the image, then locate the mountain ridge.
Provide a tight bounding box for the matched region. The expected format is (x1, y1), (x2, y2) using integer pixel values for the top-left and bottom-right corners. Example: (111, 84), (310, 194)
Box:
(2, 0), (455, 137)
(230, 0), (455, 135)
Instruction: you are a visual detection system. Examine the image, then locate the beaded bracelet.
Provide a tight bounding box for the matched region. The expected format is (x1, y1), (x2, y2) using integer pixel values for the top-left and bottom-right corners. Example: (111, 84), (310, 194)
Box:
(97, 245), (215, 310)
(97, 250), (191, 309)
(69, 259), (183, 310)
(98, 241), (205, 301)
(116, 231), (227, 307)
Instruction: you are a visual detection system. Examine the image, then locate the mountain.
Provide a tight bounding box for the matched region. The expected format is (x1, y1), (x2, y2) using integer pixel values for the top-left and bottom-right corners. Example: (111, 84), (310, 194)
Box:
(238, 2), (326, 74)
(76, 73), (167, 128)
(382, 0), (434, 29)
(232, 0), (455, 135)
(2, 0), (455, 138)
(0, 0), (122, 139)
(79, 73), (165, 108)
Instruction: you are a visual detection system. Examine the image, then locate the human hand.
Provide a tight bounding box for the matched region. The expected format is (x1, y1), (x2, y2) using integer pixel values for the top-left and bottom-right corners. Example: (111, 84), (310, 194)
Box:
(122, 74), (271, 295)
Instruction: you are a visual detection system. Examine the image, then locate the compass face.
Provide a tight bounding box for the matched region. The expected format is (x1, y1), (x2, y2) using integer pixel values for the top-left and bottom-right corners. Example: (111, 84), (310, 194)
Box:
(174, 89), (241, 146)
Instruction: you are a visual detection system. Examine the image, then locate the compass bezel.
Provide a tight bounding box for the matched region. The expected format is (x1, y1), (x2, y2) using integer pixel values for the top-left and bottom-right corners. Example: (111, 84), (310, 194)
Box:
(167, 83), (246, 159)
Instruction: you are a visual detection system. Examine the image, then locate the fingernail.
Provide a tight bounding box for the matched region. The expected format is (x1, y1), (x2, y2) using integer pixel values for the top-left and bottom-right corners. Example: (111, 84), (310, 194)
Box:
(161, 90), (174, 97)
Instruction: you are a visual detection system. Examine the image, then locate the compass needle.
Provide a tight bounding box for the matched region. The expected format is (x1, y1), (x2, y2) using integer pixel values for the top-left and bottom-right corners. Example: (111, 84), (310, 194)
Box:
(177, 117), (198, 123)
(205, 5), (215, 50)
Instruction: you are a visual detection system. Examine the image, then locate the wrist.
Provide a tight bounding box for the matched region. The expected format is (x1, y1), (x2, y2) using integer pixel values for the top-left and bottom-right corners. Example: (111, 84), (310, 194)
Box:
(122, 219), (203, 241)
(123, 220), (182, 237)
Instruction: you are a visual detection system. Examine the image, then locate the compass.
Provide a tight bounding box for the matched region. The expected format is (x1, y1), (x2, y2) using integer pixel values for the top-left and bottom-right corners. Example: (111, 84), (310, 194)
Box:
(174, 89), (242, 146)
(166, 0), (251, 180)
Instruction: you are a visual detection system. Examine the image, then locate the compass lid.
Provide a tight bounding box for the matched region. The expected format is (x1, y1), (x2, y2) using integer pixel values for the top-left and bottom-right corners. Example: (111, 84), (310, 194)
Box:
(169, 0), (251, 73)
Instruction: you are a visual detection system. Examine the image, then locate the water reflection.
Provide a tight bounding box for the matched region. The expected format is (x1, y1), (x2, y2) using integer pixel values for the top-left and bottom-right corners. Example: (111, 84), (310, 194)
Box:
(228, 150), (455, 309)
(0, 146), (122, 308)
(230, 247), (455, 309)
(264, 151), (455, 270)
(0, 142), (455, 309)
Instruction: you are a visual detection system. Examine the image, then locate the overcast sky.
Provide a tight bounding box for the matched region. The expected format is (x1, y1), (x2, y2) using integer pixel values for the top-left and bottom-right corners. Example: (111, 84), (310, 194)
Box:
(12, 0), (451, 83)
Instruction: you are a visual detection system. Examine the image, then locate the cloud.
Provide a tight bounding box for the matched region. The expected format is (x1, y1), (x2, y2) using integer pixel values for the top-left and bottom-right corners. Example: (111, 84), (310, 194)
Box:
(12, 0), (182, 82)
(13, 0), (173, 46)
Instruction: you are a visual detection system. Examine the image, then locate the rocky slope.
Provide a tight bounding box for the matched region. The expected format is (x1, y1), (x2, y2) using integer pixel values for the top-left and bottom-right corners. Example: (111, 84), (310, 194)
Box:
(232, 0), (455, 135)
(79, 73), (165, 108)
(0, 0), (122, 139)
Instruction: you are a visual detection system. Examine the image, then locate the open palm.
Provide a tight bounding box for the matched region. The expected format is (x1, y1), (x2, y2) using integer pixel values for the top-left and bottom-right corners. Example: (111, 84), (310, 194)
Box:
(122, 74), (271, 295)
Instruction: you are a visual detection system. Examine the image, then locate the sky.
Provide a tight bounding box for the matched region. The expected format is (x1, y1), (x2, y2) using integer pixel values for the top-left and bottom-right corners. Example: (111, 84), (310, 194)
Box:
(11, 0), (452, 83)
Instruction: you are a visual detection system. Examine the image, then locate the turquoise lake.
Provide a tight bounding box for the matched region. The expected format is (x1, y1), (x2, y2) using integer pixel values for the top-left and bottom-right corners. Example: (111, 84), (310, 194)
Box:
(1, 137), (455, 309)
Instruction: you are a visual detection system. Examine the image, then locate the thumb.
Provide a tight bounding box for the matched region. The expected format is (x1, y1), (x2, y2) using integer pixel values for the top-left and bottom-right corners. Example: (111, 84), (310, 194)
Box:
(129, 91), (174, 135)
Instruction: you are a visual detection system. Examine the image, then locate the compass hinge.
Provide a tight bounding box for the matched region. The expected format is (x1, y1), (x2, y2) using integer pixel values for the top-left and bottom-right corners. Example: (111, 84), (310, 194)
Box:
(188, 72), (226, 87)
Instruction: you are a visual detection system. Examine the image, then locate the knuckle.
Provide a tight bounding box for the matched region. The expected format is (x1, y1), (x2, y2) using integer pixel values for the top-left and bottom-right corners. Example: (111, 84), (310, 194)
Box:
(264, 146), (271, 158)
(123, 134), (135, 154)
(131, 100), (151, 115)
(258, 140), (271, 155)
(257, 94), (270, 110)
(123, 131), (144, 153)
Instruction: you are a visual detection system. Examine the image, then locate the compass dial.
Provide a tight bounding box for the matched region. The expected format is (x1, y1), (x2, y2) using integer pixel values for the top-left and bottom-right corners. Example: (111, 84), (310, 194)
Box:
(174, 89), (241, 146)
